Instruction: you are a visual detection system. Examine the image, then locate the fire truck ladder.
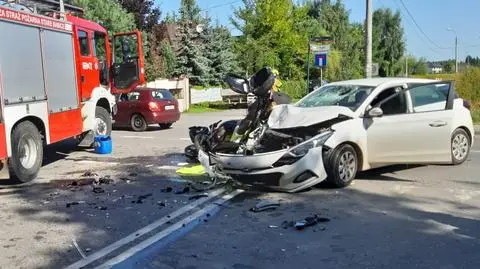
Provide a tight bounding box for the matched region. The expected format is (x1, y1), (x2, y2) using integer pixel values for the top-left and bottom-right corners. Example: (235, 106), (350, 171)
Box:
(2, 0), (83, 19)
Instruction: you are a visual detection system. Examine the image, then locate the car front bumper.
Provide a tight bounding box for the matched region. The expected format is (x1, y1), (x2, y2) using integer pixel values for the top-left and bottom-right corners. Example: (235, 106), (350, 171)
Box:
(198, 147), (328, 193)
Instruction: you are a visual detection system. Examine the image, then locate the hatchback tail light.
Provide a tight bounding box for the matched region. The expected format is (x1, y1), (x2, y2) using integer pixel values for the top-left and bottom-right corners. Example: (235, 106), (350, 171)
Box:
(463, 99), (471, 110)
(148, 102), (161, 111)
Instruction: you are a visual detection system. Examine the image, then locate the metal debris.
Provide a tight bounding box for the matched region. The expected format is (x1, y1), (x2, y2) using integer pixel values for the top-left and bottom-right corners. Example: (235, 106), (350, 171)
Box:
(188, 193), (208, 200)
(250, 200), (280, 212)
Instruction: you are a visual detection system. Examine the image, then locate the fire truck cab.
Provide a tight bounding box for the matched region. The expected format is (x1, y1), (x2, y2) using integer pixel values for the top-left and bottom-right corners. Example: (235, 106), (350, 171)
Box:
(0, 0), (145, 182)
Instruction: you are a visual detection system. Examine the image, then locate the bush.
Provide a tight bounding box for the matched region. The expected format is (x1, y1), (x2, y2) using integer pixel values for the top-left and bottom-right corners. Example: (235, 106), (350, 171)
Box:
(281, 80), (308, 99)
(456, 67), (480, 105)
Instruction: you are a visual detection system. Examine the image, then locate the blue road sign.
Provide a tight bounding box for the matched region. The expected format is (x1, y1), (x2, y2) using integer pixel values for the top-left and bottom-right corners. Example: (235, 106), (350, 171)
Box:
(314, 53), (327, 67)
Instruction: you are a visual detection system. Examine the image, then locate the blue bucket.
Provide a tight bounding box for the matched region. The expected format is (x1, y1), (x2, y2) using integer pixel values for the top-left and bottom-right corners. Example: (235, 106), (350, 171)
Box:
(94, 135), (112, 154)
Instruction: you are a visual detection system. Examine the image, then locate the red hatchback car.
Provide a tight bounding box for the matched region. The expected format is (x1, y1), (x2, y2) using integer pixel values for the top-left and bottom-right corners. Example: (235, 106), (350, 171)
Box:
(114, 88), (181, 131)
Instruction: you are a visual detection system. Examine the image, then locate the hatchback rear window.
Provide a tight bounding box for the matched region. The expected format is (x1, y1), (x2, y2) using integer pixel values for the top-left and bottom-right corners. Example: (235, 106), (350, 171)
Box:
(151, 90), (174, 100)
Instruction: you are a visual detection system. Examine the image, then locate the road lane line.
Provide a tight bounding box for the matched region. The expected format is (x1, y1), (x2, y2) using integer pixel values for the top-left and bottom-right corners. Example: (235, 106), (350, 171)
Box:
(94, 189), (244, 269)
(64, 188), (226, 269)
(157, 165), (180, 170)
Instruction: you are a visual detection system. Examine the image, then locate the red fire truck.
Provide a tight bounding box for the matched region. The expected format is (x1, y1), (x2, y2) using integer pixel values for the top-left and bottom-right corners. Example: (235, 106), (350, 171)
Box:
(0, 0), (145, 182)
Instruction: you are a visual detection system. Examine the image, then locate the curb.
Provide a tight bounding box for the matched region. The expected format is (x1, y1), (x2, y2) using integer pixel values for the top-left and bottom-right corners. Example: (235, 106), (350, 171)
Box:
(475, 125), (480, 135)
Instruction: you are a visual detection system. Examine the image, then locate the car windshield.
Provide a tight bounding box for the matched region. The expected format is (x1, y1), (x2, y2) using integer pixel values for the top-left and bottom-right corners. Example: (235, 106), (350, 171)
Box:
(296, 84), (375, 111)
(151, 89), (174, 100)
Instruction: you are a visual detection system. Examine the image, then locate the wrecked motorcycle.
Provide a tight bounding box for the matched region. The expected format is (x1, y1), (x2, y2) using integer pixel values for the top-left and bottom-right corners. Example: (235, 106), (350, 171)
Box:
(184, 67), (347, 193)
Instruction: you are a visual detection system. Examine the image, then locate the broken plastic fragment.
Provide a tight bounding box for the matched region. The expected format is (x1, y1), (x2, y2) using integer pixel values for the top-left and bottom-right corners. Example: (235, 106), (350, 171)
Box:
(294, 215), (330, 230)
(249, 200), (280, 212)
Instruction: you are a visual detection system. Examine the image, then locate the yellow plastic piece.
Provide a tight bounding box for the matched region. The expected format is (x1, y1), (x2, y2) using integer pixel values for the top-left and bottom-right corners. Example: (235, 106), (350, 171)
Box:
(176, 165), (206, 176)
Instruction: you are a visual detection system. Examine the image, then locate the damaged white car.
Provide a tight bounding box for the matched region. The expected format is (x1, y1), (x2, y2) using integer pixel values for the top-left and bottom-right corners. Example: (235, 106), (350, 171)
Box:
(186, 73), (474, 193)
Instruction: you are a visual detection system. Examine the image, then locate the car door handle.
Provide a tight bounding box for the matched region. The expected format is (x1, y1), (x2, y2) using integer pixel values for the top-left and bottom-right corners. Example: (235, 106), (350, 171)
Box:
(429, 121), (447, 127)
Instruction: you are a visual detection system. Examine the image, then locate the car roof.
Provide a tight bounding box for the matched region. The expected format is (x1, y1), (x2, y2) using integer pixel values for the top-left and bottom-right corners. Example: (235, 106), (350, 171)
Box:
(326, 77), (439, 87)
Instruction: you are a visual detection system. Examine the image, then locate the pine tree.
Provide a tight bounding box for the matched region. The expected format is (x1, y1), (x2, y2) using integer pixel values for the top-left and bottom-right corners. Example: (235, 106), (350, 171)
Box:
(173, 0), (211, 86)
(204, 22), (237, 85)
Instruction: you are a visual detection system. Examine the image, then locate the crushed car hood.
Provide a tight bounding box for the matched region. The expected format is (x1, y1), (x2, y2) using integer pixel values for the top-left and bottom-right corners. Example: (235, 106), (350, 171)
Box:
(267, 104), (355, 129)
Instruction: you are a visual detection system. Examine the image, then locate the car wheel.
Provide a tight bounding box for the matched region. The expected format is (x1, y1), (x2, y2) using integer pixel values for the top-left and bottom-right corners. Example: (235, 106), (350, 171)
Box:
(131, 114), (147, 132)
(95, 106), (112, 136)
(159, 123), (173, 129)
(451, 128), (470, 165)
(8, 121), (43, 183)
(326, 144), (358, 188)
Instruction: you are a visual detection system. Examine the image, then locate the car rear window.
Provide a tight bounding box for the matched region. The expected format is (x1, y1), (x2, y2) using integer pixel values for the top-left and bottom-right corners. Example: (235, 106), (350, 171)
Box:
(151, 90), (174, 100)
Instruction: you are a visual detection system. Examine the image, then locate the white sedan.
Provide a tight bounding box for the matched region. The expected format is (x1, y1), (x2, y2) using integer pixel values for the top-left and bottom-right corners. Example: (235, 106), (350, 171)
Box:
(203, 77), (474, 192)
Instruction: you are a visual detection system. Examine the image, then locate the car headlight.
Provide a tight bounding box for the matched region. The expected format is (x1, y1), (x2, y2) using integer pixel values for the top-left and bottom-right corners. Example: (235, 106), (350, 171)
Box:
(289, 130), (333, 157)
(273, 130), (333, 167)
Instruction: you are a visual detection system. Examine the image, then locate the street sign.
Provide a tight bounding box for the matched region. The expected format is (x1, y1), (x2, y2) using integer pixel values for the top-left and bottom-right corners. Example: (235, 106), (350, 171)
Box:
(310, 44), (330, 53)
(314, 53), (327, 67)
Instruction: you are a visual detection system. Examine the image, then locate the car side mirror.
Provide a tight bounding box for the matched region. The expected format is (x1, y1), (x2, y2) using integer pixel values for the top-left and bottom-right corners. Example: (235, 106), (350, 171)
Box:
(367, 107), (383, 117)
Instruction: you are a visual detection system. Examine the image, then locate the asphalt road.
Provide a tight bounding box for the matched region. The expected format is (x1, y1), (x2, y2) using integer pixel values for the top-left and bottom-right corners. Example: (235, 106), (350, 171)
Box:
(0, 109), (479, 269)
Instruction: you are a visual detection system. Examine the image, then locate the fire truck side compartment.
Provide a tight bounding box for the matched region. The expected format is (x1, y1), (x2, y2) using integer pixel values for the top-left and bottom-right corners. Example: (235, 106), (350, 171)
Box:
(0, 21), (46, 104)
(42, 29), (79, 113)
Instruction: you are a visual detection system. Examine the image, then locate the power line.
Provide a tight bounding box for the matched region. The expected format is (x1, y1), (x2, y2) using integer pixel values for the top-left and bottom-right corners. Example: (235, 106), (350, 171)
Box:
(398, 0), (448, 50)
(201, 0), (242, 12)
(392, 0), (444, 55)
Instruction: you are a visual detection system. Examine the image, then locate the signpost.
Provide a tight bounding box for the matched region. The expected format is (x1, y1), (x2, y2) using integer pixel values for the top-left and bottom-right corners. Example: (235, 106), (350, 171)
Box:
(307, 36), (332, 92)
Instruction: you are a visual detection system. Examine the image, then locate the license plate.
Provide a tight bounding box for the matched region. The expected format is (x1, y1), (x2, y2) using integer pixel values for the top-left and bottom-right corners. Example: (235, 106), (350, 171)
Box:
(165, 105), (175, 110)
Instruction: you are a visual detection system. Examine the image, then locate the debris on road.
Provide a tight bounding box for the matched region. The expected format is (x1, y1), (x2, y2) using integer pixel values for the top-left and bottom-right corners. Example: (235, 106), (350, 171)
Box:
(294, 215), (330, 230)
(157, 201), (166, 207)
(82, 171), (99, 177)
(92, 187), (105, 194)
(71, 237), (87, 259)
(98, 176), (114, 185)
(268, 225), (279, 228)
(281, 221), (294, 229)
(133, 193), (153, 204)
(129, 172), (138, 177)
(66, 201), (85, 208)
(161, 186), (173, 193)
(188, 193), (208, 200)
(95, 206), (108, 210)
(175, 186), (190, 194)
(250, 200), (280, 212)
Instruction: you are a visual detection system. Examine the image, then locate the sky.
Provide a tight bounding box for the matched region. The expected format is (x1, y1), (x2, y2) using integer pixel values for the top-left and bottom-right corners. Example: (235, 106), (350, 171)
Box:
(156, 0), (480, 61)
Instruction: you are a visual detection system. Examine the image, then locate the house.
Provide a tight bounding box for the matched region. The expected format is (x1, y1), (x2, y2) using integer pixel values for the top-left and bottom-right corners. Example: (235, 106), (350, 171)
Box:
(428, 62), (443, 74)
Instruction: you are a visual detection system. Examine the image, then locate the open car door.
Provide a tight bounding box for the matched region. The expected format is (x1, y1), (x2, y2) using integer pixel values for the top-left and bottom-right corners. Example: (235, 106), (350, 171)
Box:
(111, 30), (145, 94)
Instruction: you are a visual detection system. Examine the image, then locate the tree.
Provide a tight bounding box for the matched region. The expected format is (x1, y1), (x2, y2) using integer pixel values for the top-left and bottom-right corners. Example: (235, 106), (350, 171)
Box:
(373, 8), (405, 77)
(232, 0), (306, 79)
(173, 0), (211, 86)
(117, 0), (161, 32)
(74, 0), (135, 34)
(412, 57), (427, 75)
(306, 0), (364, 80)
(204, 21), (237, 85)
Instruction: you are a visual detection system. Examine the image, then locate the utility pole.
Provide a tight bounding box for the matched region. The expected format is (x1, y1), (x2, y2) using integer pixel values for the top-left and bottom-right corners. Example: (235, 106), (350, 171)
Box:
(447, 28), (458, 73)
(365, 0), (373, 78)
(405, 55), (408, 77)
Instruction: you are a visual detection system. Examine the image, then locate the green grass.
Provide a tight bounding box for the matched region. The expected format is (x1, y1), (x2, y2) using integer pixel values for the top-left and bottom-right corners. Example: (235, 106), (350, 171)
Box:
(472, 107), (480, 124)
(186, 102), (240, 113)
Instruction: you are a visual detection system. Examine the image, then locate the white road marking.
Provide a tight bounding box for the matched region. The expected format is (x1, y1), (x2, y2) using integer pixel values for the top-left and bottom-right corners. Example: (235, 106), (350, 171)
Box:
(64, 188), (226, 269)
(145, 164), (154, 168)
(121, 136), (154, 139)
(157, 165), (180, 170)
(177, 162), (189, 166)
(94, 189), (244, 269)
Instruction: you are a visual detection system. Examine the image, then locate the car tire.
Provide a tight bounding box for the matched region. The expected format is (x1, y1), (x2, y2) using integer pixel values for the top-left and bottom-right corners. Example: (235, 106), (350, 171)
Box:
(159, 123), (173, 129)
(95, 106), (112, 136)
(451, 128), (470, 165)
(8, 121), (43, 183)
(326, 144), (358, 188)
(131, 114), (147, 132)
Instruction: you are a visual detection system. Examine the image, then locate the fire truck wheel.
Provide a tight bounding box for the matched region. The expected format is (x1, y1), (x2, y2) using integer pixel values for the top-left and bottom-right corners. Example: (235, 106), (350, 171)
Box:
(95, 106), (112, 136)
(131, 114), (147, 132)
(8, 121), (43, 183)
